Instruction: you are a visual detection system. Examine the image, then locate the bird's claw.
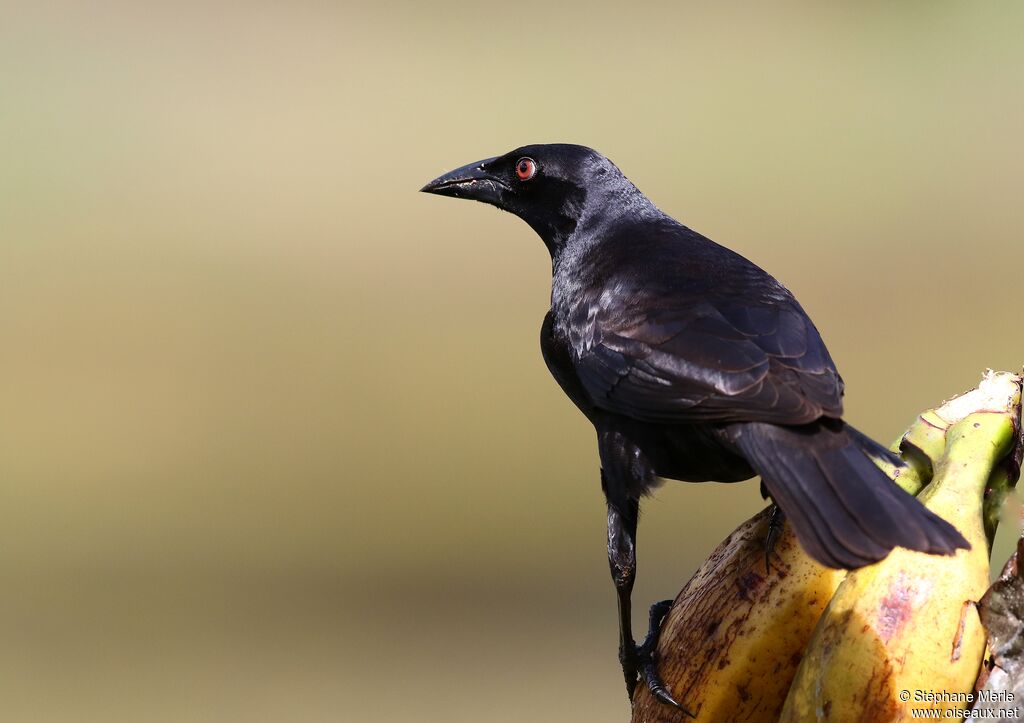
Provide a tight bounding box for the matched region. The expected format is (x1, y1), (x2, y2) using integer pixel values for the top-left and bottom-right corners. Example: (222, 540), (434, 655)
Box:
(624, 599), (696, 717)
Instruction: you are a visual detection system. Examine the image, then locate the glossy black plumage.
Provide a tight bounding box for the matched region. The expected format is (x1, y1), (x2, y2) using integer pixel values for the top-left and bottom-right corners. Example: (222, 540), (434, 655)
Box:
(557, 217), (844, 426)
(422, 143), (968, 707)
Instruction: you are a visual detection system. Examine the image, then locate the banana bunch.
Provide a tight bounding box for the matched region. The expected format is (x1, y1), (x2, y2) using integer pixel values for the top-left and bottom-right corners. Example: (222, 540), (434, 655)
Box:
(630, 371), (1022, 722)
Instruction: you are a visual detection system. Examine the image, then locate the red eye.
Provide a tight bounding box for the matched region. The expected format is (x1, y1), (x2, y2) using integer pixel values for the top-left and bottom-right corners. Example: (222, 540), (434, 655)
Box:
(515, 157), (537, 181)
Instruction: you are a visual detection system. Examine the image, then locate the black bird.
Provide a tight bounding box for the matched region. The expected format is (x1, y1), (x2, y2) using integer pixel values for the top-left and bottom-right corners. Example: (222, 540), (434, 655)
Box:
(420, 144), (968, 711)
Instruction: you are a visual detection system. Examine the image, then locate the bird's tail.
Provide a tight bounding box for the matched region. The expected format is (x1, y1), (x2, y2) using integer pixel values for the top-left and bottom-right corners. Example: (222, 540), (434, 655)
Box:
(728, 420), (969, 569)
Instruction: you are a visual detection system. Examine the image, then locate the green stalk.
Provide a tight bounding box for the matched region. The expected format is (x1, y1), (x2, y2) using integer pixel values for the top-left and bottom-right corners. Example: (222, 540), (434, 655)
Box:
(886, 372), (1023, 521)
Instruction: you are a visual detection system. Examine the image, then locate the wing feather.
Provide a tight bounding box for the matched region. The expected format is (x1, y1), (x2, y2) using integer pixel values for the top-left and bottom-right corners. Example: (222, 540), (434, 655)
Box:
(570, 292), (843, 425)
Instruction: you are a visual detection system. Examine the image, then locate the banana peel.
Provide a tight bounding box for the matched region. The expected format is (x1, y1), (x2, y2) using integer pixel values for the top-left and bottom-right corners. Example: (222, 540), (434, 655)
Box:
(629, 505), (845, 723)
(631, 389), (982, 721)
(780, 371), (1022, 722)
(630, 371), (1022, 723)
(974, 536), (1024, 713)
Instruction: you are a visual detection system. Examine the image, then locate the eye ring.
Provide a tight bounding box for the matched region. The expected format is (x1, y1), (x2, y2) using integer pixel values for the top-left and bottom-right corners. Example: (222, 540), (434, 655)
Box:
(515, 157), (537, 181)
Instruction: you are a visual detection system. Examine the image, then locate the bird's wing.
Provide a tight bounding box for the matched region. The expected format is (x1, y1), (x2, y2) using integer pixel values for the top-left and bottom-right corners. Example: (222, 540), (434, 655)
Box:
(568, 290), (844, 425)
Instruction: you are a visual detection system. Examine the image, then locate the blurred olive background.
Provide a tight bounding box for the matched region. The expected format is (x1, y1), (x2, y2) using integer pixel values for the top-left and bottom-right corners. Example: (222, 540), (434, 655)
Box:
(1, 1), (1022, 721)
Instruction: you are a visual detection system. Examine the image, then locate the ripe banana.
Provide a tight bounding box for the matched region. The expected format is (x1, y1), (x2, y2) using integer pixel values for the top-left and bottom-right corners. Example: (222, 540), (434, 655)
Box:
(631, 414), (941, 721)
(780, 371), (1022, 722)
(630, 371), (1021, 723)
(629, 504), (844, 723)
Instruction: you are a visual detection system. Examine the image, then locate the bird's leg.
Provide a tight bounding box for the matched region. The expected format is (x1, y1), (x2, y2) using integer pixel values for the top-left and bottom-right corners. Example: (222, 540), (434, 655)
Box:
(604, 478), (691, 714)
(765, 503), (786, 573)
(606, 497), (640, 694)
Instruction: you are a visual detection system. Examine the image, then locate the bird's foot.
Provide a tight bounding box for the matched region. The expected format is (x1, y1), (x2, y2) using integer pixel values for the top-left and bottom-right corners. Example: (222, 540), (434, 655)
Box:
(765, 504), (785, 573)
(621, 599), (695, 717)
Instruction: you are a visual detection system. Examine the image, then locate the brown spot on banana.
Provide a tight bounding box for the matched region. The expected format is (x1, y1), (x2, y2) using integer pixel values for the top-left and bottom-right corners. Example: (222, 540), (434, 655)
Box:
(950, 601), (975, 662)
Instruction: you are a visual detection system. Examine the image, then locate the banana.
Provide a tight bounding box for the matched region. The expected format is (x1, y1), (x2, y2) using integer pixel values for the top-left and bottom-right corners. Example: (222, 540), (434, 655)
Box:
(630, 371), (1022, 723)
(629, 505), (844, 723)
(780, 371), (1022, 722)
(631, 410), (946, 721)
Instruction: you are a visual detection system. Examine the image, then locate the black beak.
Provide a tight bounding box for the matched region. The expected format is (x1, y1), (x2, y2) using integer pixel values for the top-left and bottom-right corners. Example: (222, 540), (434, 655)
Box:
(420, 156), (508, 203)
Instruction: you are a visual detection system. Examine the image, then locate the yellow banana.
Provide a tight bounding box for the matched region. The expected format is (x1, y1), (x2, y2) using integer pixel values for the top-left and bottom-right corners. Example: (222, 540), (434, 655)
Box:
(629, 505), (844, 723)
(780, 371), (1022, 722)
(631, 410), (944, 721)
(630, 371), (1021, 723)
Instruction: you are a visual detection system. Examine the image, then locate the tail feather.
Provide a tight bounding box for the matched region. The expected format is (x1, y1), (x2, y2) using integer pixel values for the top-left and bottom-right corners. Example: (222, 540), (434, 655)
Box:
(845, 424), (907, 471)
(730, 420), (969, 569)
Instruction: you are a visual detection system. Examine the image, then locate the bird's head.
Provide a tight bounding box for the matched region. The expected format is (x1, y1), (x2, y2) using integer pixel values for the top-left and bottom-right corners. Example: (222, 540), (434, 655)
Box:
(421, 143), (643, 253)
